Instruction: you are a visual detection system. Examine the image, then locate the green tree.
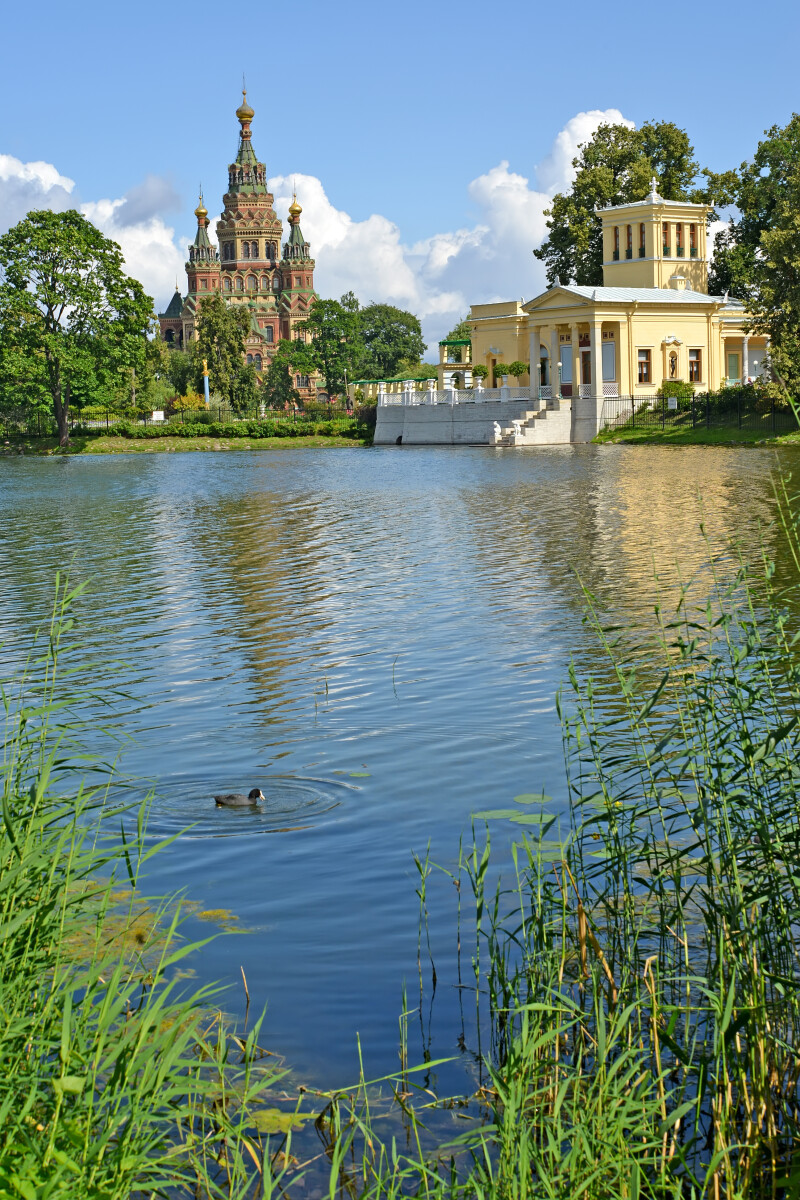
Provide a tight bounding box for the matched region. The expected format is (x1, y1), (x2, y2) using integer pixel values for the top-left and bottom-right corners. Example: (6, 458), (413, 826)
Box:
(195, 293), (257, 409)
(298, 297), (362, 396)
(708, 115), (800, 391)
(534, 121), (718, 287)
(164, 344), (198, 398)
(0, 210), (153, 444)
(444, 316), (473, 340)
(358, 303), (426, 378)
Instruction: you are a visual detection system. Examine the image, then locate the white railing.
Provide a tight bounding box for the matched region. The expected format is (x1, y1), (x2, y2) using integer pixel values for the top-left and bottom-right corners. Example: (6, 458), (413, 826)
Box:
(602, 382), (620, 397)
(378, 386), (534, 407)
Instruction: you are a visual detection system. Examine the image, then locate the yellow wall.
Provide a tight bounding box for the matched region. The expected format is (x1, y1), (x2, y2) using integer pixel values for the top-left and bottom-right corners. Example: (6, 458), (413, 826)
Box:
(600, 197), (711, 293)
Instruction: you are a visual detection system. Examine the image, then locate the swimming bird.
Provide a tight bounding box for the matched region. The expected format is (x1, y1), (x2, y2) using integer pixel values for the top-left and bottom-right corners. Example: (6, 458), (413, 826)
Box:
(213, 788), (265, 807)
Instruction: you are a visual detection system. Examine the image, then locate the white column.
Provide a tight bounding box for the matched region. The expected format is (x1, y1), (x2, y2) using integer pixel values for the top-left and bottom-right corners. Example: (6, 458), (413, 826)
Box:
(743, 335), (750, 382)
(590, 321), (602, 396)
(570, 322), (580, 396)
(528, 327), (540, 395)
(550, 328), (560, 397)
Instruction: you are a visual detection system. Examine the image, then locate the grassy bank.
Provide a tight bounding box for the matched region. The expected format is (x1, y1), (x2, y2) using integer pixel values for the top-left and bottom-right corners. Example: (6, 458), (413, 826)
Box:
(7, 483), (800, 1196)
(595, 423), (800, 446)
(2, 433), (365, 455)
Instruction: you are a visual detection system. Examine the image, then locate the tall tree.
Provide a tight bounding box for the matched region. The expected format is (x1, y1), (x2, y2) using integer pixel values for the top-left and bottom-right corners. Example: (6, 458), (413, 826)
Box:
(298, 296), (362, 396)
(0, 210), (153, 444)
(358, 303), (426, 378)
(534, 121), (723, 287)
(194, 292), (256, 408)
(712, 115), (800, 391)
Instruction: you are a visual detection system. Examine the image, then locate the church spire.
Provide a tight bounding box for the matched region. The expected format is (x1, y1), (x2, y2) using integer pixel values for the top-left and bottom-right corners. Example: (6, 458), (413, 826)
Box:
(228, 90), (267, 193)
(189, 190), (215, 260)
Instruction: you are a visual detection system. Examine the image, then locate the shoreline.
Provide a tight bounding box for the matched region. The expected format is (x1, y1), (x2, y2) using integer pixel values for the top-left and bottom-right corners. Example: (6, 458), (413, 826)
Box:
(1, 433), (370, 455)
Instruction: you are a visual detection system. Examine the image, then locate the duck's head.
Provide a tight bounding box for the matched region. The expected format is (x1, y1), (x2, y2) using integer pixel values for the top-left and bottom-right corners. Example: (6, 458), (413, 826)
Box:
(249, 788), (265, 801)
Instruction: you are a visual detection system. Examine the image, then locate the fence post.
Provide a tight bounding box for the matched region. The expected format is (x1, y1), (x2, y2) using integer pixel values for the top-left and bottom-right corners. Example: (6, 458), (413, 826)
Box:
(706, 394), (710, 430)
(662, 396), (665, 429)
(738, 391), (742, 430)
(772, 395), (776, 436)
(632, 399), (635, 429)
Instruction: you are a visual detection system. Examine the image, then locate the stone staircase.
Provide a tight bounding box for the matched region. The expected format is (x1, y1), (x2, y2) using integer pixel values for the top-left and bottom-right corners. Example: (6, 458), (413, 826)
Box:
(492, 399), (573, 446)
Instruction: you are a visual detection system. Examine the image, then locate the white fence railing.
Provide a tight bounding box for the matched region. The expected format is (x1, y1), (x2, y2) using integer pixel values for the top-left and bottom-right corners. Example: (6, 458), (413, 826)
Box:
(377, 385), (620, 408)
(379, 386), (534, 407)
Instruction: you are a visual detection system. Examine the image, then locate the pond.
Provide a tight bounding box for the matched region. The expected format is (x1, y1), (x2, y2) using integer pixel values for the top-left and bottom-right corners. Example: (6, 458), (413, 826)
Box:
(0, 443), (796, 1091)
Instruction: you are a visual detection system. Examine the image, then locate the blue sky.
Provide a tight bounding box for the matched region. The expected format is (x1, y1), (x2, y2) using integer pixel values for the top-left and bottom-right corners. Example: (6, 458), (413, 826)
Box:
(2, 0), (799, 347)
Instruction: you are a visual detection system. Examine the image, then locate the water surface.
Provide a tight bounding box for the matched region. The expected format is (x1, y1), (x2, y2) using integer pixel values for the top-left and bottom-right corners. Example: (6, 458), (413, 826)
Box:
(0, 443), (795, 1087)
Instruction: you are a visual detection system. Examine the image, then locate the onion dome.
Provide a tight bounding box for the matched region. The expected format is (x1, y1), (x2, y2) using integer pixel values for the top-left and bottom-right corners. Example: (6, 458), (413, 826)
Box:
(236, 89), (255, 123)
(194, 193), (208, 221)
(288, 191), (302, 219)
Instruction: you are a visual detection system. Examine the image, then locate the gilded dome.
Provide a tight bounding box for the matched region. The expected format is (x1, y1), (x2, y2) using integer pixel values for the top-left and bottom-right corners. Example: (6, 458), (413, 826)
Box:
(236, 89), (255, 122)
(194, 195), (208, 220)
(288, 192), (302, 218)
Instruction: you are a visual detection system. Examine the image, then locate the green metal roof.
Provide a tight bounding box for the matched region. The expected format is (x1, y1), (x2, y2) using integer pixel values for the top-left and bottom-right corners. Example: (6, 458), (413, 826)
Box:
(161, 288), (184, 318)
(438, 338), (471, 346)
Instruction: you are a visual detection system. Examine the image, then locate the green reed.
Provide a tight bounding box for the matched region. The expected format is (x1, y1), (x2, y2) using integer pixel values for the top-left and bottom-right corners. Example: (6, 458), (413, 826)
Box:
(0, 578), (287, 1198)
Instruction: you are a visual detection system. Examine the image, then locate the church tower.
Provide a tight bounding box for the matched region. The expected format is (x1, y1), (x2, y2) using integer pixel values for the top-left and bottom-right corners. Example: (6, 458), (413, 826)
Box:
(279, 193), (316, 343)
(180, 195), (221, 345)
(159, 90), (319, 399)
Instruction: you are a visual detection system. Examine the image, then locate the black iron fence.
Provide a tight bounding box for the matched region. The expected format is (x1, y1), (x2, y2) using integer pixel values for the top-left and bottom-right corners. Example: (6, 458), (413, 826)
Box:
(600, 393), (800, 437)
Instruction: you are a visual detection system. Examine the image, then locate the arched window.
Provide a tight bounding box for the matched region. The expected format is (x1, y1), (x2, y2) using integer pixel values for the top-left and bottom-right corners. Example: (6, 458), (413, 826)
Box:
(273, 273), (281, 291)
(223, 277), (231, 291)
(254, 354), (262, 369)
(247, 275), (257, 290)
(242, 242), (250, 259)
(639, 223), (646, 256)
(236, 277), (244, 291)
(626, 225), (633, 258)
(246, 354), (253, 364)
(613, 227), (620, 260)
(676, 223), (684, 257)
(261, 276), (269, 291)
(264, 326), (274, 343)
(662, 223), (671, 255)
(165, 329), (174, 344)
(690, 224), (697, 256)
(251, 241), (259, 258)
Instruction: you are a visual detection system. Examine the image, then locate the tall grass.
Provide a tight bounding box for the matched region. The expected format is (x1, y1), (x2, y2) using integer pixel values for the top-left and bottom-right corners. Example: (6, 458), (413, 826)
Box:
(0, 579), (286, 1198)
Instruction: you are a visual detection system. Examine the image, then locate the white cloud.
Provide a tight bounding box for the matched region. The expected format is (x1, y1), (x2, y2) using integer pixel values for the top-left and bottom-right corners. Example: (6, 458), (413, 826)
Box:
(272, 107), (633, 348)
(0, 152), (75, 230)
(80, 197), (188, 309)
(0, 107), (633, 345)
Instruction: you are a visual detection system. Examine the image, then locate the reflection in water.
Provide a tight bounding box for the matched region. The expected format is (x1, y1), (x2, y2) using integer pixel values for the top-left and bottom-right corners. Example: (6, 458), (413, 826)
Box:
(0, 445), (798, 1089)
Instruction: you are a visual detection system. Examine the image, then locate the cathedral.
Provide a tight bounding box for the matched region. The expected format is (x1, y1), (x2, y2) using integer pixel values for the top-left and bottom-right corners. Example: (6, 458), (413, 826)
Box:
(158, 91), (317, 397)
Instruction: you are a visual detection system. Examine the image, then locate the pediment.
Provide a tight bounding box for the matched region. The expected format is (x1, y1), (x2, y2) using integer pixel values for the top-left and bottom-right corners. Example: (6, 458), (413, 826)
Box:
(522, 286), (590, 314)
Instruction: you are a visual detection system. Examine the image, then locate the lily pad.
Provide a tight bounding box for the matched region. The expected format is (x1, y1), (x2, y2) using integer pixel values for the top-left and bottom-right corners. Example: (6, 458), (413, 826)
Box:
(510, 813), (556, 827)
(513, 793), (551, 805)
(349, 772), (371, 777)
(472, 809), (523, 820)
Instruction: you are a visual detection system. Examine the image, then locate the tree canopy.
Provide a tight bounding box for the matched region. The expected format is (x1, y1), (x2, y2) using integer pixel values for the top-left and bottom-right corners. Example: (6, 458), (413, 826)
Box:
(194, 293), (258, 411)
(358, 304), (426, 379)
(711, 114), (800, 391)
(534, 121), (731, 288)
(0, 209), (153, 443)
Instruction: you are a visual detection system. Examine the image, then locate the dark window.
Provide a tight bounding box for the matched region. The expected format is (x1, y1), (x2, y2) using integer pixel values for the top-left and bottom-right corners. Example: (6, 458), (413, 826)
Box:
(689, 348), (701, 381)
(242, 242), (250, 259)
(638, 349), (651, 384)
(264, 326), (274, 343)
